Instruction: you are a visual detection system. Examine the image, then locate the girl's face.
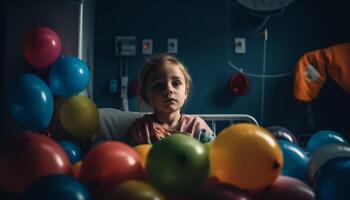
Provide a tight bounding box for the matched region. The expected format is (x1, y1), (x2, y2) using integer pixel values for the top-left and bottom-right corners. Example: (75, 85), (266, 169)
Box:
(145, 62), (188, 113)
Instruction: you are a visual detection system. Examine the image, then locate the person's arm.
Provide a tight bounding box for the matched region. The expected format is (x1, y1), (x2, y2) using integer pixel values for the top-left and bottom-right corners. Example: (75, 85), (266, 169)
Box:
(193, 116), (216, 143)
(126, 122), (142, 146)
(126, 119), (153, 146)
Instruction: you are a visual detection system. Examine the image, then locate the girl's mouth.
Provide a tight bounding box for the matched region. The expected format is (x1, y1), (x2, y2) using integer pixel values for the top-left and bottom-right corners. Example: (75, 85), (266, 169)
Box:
(165, 98), (176, 103)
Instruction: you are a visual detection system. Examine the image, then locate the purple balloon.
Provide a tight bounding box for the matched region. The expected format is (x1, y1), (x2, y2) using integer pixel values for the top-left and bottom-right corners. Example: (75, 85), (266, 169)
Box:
(261, 176), (314, 200)
(196, 182), (251, 200)
(267, 126), (299, 145)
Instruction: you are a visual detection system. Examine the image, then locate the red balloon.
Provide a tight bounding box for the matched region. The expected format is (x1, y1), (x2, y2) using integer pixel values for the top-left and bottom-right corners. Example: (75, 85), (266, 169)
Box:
(79, 141), (144, 199)
(229, 73), (250, 96)
(22, 27), (61, 69)
(0, 132), (71, 193)
(261, 176), (315, 200)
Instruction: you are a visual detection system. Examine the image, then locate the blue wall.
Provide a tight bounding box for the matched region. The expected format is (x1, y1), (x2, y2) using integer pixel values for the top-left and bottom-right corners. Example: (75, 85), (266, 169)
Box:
(93, 0), (350, 137)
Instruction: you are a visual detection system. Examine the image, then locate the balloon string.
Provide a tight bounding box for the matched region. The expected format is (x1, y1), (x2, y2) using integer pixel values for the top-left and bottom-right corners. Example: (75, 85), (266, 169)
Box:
(42, 129), (52, 138)
(227, 61), (292, 78)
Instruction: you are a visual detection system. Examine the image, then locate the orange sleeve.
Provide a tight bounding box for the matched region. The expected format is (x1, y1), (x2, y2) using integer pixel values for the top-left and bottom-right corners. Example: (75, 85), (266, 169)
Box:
(323, 43), (350, 94)
(293, 49), (328, 102)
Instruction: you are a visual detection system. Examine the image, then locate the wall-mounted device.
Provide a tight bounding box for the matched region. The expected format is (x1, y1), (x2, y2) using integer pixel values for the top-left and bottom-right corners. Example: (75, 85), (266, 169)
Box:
(109, 79), (117, 93)
(142, 39), (153, 55)
(121, 76), (129, 111)
(237, 0), (294, 11)
(238, 0), (294, 11)
(167, 38), (178, 54)
(115, 36), (136, 56)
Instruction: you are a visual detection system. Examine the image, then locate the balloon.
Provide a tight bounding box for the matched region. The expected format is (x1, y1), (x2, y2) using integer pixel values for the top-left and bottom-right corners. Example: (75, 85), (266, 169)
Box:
(49, 56), (90, 96)
(146, 134), (209, 195)
(21, 175), (90, 200)
(247, 186), (268, 200)
(71, 161), (82, 180)
(106, 180), (166, 200)
(306, 130), (348, 153)
(313, 158), (350, 200)
(277, 140), (309, 182)
(307, 143), (350, 184)
(22, 27), (61, 69)
(204, 142), (213, 176)
(228, 73), (250, 96)
(9, 74), (54, 129)
(267, 126), (299, 145)
(196, 182), (251, 200)
(134, 144), (152, 168)
(210, 123), (283, 189)
(261, 176), (314, 200)
(79, 141), (144, 199)
(0, 132), (71, 193)
(59, 140), (82, 164)
(60, 96), (99, 140)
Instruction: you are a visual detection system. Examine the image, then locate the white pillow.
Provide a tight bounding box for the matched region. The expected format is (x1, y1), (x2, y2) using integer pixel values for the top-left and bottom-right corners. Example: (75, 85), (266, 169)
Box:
(92, 108), (143, 145)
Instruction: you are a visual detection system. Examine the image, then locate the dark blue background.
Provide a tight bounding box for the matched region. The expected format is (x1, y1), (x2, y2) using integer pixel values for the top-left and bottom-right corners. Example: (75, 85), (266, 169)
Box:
(92, 0), (350, 138)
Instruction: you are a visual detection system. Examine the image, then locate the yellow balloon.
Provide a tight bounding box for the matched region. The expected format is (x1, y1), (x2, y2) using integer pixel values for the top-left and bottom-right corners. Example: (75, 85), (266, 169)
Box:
(134, 144), (152, 168)
(210, 123), (283, 189)
(107, 180), (166, 200)
(204, 142), (213, 176)
(60, 96), (99, 140)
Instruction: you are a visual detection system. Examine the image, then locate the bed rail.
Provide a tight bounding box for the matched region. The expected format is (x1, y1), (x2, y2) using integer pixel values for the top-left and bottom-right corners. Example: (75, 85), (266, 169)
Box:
(194, 114), (259, 133)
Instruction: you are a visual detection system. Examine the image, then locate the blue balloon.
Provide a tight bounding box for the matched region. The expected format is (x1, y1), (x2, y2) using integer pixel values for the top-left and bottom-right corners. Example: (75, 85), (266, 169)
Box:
(21, 175), (90, 200)
(59, 140), (82, 164)
(10, 74), (54, 129)
(278, 140), (309, 182)
(49, 56), (90, 96)
(307, 130), (348, 153)
(314, 158), (350, 200)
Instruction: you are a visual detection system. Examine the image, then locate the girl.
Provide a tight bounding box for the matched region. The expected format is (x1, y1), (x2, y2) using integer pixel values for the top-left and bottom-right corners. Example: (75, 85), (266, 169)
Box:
(126, 54), (215, 146)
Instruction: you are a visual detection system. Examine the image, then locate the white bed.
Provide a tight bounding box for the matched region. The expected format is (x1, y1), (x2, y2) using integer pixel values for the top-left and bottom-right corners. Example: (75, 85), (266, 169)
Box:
(94, 108), (259, 144)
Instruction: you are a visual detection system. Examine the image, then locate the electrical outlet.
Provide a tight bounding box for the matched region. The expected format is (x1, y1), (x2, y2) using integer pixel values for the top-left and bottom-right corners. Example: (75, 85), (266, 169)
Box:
(167, 38), (178, 54)
(234, 38), (246, 54)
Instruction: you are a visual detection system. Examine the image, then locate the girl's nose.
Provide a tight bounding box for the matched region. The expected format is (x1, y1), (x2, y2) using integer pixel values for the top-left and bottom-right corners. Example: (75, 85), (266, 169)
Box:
(164, 84), (174, 95)
(164, 89), (174, 95)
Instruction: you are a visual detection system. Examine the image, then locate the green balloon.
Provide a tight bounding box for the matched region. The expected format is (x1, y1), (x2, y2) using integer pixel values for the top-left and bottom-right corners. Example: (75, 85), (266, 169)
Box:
(146, 134), (209, 195)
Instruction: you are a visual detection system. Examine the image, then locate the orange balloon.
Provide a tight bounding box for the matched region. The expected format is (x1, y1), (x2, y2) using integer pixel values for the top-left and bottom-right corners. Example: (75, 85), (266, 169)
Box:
(134, 144), (152, 168)
(210, 123), (283, 189)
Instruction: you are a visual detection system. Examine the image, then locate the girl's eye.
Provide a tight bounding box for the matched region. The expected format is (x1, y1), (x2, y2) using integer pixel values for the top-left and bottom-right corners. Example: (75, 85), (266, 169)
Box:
(172, 80), (182, 87)
(152, 83), (163, 90)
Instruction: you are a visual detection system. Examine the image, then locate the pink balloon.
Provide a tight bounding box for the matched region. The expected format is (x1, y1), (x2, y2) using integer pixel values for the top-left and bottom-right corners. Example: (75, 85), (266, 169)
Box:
(22, 27), (61, 69)
(261, 176), (315, 200)
(197, 182), (251, 200)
